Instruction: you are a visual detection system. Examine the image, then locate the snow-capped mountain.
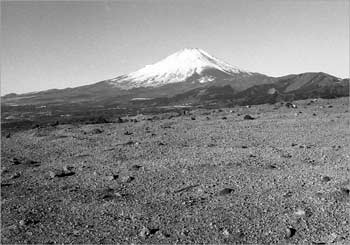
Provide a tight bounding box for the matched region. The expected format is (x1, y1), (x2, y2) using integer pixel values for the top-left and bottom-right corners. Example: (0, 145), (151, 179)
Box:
(109, 48), (252, 89)
(2, 48), (348, 109)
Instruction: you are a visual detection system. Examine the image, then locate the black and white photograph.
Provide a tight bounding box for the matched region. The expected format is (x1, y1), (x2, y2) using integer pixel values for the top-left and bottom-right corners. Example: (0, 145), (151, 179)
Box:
(1, 0), (349, 244)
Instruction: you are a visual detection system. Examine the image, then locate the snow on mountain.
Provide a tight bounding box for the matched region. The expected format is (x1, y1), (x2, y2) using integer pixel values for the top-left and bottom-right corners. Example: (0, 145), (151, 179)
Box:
(110, 48), (251, 89)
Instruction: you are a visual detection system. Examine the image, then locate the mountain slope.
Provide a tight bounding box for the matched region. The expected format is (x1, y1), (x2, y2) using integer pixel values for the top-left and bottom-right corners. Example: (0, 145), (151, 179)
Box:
(1, 49), (348, 108)
(109, 48), (252, 89)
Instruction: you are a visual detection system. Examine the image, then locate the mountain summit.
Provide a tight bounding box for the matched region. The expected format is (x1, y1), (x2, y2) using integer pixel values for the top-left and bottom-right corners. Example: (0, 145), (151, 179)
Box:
(109, 48), (251, 89)
(2, 48), (348, 109)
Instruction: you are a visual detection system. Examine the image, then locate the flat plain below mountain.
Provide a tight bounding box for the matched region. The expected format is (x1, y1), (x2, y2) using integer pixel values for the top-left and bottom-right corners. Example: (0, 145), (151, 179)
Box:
(1, 97), (349, 244)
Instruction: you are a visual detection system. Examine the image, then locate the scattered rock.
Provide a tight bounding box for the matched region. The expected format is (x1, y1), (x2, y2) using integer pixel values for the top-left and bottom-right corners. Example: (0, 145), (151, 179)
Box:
(91, 128), (103, 134)
(106, 174), (119, 181)
(285, 103), (297, 108)
(51, 121), (59, 127)
(291, 143), (297, 147)
(19, 220), (26, 226)
(62, 165), (74, 172)
(268, 164), (277, 169)
(313, 113), (317, 116)
(140, 226), (150, 238)
(294, 208), (306, 216)
(116, 117), (124, 123)
(322, 176), (331, 182)
(121, 175), (134, 183)
(24, 159), (40, 167)
(243, 115), (255, 120)
(241, 145), (248, 148)
(283, 191), (293, 198)
(207, 143), (216, 147)
(340, 187), (350, 196)
(158, 142), (165, 146)
(222, 117), (227, 120)
(191, 117), (196, 120)
(11, 157), (21, 165)
(218, 188), (234, 196)
(281, 152), (292, 158)
(10, 172), (21, 179)
(124, 131), (133, 135)
(155, 230), (169, 239)
(130, 165), (142, 171)
(49, 169), (75, 178)
(5, 133), (11, 138)
(285, 227), (296, 238)
(222, 228), (230, 236)
(124, 141), (135, 146)
(101, 190), (123, 201)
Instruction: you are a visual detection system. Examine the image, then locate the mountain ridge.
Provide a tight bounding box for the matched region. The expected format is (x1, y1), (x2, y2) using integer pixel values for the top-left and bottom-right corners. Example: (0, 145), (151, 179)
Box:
(1, 48), (349, 107)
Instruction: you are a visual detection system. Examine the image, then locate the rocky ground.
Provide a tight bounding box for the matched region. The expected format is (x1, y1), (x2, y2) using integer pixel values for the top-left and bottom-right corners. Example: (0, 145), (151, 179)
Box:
(1, 97), (350, 244)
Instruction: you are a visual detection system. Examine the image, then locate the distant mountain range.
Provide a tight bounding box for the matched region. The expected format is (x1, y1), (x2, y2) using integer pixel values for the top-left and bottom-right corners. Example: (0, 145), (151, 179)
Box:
(2, 48), (349, 108)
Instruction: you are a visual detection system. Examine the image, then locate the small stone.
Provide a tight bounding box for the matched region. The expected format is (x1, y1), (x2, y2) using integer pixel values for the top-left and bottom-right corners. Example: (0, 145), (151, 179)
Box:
(191, 117), (196, 120)
(63, 165), (74, 172)
(222, 117), (227, 120)
(91, 128), (103, 134)
(51, 121), (59, 127)
(49, 169), (75, 178)
(294, 208), (306, 216)
(327, 233), (338, 243)
(322, 176), (331, 182)
(243, 115), (255, 120)
(218, 188), (234, 196)
(156, 230), (167, 239)
(121, 176), (134, 183)
(285, 227), (296, 238)
(222, 229), (230, 236)
(5, 133), (11, 138)
(10, 172), (21, 179)
(48, 171), (57, 178)
(11, 157), (21, 165)
(340, 187), (350, 196)
(73, 230), (80, 236)
(106, 175), (118, 181)
(281, 153), (292, 158)
(19, 220), (26, 226)
(283, 191), (293, 198)
(140, 226), (150, 238)
(130, 165), (142, 171)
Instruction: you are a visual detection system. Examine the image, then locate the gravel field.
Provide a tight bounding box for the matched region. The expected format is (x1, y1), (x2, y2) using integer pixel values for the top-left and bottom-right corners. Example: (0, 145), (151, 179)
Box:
(1, 97), (349, 244)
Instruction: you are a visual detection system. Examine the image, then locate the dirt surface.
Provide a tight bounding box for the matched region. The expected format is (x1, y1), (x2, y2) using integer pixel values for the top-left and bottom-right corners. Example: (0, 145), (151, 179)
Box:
(1, 97), (350, 244)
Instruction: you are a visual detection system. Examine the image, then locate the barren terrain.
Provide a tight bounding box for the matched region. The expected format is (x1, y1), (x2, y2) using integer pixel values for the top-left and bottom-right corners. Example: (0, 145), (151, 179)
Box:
(1, 97), (349, 244)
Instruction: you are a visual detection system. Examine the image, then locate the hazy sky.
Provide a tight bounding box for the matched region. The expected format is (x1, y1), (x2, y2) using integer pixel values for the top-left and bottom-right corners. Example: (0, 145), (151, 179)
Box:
(1, 0), (349, 95)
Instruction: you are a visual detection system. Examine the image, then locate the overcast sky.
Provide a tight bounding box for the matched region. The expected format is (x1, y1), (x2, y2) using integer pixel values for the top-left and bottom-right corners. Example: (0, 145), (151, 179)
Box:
(1, 0), (349, 95)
